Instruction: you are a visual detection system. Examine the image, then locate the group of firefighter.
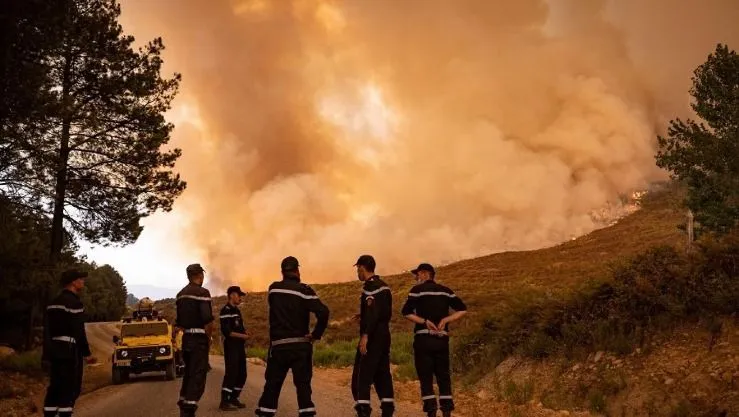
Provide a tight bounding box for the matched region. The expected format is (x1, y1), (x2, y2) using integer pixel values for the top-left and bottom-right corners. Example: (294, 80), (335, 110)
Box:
(40, 254), (468, 417)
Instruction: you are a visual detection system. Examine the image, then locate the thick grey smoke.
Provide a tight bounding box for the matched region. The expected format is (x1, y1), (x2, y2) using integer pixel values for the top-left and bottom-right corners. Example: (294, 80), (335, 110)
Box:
(119, 0), (739, 290)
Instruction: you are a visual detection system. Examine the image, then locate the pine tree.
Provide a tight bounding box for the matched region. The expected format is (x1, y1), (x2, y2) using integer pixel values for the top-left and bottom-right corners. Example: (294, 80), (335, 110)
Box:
(656, 44), (739, 235)
(1, 0), (185, 262)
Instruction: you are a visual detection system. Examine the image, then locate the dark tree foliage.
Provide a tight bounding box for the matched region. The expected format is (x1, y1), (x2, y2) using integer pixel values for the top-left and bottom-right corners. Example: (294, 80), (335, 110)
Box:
(0, 0), (186, 262)
(78, 263), (127, 322)
(656, 44), (739, 235)
(0, 197), (127, 349)
(0, 1), (163, 348)
(0, 194), (74, 350)
(0, 0), (65, 209)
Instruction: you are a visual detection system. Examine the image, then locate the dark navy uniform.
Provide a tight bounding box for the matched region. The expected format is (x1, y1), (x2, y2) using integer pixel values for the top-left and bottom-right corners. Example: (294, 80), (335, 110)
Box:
(42, 275), (91, 417)
(220, 302), (247, 405)
(351, 275), (395, 417)
(175, 266), (214, 417)
(256, 256), (329, 417)
(401, 278), (467, 415)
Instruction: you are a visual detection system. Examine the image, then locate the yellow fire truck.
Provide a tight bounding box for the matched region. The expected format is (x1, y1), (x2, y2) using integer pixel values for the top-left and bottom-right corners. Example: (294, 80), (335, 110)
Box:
(111, 298), (181, 383)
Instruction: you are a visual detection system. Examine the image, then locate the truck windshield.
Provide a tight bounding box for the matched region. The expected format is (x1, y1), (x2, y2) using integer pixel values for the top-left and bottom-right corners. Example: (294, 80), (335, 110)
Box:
(121, 322), (169, 337)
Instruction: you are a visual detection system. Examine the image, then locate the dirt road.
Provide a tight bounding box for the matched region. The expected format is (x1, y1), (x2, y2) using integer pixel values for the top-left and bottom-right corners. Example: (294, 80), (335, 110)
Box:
(74, 322), (424, 417)
(84, 321), (120, 360)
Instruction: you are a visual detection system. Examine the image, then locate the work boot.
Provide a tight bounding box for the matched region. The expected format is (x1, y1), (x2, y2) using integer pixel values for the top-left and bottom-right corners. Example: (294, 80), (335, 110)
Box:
(355, 407), (371, 417)
(219, 401), (238, 411)
(229, 397), (246, 408)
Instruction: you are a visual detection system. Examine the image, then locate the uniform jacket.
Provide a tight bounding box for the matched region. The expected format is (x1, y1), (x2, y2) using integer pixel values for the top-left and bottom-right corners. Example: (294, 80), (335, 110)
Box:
(401, 280), (467, 337)
(42, 289), (91, 361)
(220, 303), (246, 345)
(175, 283), (214, 331)
(359, 275), (392, 337)
(267, 276), (329, 343)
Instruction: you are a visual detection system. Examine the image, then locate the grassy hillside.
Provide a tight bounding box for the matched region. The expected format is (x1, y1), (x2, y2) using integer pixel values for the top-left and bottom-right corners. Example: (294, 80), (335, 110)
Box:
(155, 184), (685, 355)
(152, 186), (739, 415)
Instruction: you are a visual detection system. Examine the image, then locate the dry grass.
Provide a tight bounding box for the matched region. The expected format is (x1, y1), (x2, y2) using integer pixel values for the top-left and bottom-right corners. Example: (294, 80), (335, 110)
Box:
(0, 372), (44, 417)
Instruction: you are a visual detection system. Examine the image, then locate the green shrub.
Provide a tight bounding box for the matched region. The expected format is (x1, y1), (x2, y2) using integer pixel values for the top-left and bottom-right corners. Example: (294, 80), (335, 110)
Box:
(522, 331), (557, 359)
(540, 388), (576, 411)
(388, 332), (417, 381)
(588, 390), (607, 413)
(502, 381), (534, 405)
(313, 339), (356, 368)
(247, 346), (268, 361)
(394, 362), (417, 381)
(305, 333), (418, 380)
(670, 400), (694, 417)
(0, 349), (42, 374)
(454, 240), (739, 383)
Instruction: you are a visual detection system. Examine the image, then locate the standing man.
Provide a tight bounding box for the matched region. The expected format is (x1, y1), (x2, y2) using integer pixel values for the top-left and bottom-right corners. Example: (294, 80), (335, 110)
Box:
(219, 285), (248, 411)
(256, 256), (330, 417)
(351, 254), (395, 417)
(401, 263), (467, 417)
(175, 263), (215, 417)
(42, 269), (92, 417)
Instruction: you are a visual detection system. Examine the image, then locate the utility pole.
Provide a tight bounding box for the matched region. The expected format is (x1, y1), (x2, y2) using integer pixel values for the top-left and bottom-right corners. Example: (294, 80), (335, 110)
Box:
(687, 209), (694, 253)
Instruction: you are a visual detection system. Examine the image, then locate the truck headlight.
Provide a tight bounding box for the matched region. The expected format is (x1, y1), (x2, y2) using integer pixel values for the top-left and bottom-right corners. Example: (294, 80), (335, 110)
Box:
(121, 350), (128, 358)
(159, 347), (166, 354)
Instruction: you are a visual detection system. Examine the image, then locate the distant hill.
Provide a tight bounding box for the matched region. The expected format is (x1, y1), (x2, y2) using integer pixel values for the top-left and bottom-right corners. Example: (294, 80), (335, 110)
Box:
(127, 284), (178, 301)
(125, 293), (139, 306)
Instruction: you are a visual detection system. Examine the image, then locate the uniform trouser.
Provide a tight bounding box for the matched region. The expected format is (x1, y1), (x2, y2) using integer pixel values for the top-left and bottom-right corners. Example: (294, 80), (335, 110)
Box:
(221, 342), (247, 402)
(414, 336), (454, 413)
(351, 333), (395, 416)
(256, 344), (316, 417)
(178, 335), (210, 413)
(44, 355), (83, 417)
(175, 350), (184, 368)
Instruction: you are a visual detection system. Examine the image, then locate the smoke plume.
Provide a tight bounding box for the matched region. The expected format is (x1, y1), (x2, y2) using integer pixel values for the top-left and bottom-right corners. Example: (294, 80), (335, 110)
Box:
(119, 0), (739, 290)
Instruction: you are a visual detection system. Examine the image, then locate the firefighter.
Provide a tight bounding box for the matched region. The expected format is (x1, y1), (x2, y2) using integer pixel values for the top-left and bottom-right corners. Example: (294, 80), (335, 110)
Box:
(401, 263), (467, 417)
(42, 269), (92, 417)
(255, 256), (330, 417)
(219, 285), (248, 411)
(351, 254), (395, 417)
(175, 263), (215, 417)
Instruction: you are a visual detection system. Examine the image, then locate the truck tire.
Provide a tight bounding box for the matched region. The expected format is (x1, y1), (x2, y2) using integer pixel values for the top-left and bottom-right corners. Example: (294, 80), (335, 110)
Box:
(165, 362), (175, 380)
(112, 367), (122, 385)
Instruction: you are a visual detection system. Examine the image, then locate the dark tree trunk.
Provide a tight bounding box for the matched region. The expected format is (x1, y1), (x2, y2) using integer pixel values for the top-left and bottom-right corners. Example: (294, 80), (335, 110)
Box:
(49, 41), (73, 264)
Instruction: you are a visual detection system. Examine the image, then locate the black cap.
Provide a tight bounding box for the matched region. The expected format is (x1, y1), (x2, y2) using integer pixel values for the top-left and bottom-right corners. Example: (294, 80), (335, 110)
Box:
(60, 269), (88, 286)
(227, 285), (246, 296)
(354, 254), (376, 271)
(411, 263), (435, 277)
(186, 263), (205, 277)
(281, 256), (300, 272)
